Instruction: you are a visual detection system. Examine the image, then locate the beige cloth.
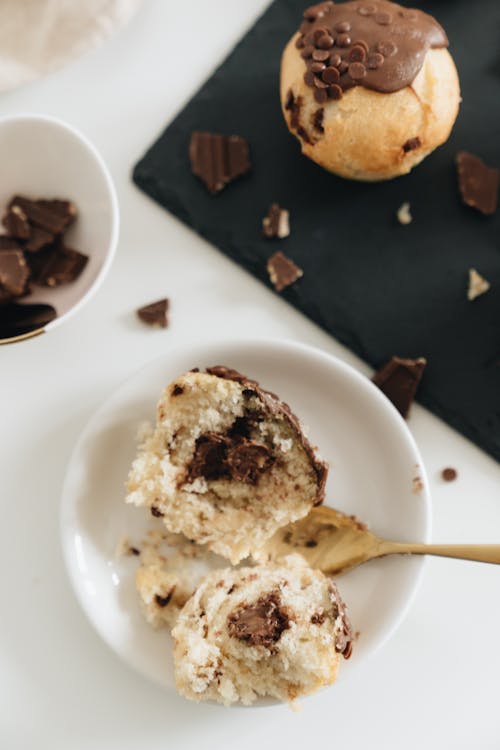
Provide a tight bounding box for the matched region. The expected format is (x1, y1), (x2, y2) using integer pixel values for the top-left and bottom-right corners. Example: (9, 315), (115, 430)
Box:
(0, 0), (144, 92)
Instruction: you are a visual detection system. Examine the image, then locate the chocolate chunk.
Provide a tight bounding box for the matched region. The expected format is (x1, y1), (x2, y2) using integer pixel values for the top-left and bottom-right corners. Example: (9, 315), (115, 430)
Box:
(227, 591), (290, 648)
(349, 62), (367, 79)
(172, 384), (184, 396)
(0, 249), (30, 300)
(24, 226), (54, 253)
(311, 611), (326, 625)
(137, 298), (169, 328)
(186, 430), (274, 486)
(403, 136), (421, 153)
(206, 366), (257, 386)
(0, 302), (56, 339)
(456, 152), (499, 216)
(266, 251), (303, 292)
(312, 107), (325, 133)
(29, 241), (88, 287)
(372, 356), (427, 419)
(9, 196), (76, 234)
(155, 589), (175, 608)
(151, 506), (164, 517)
(322, 66), (340, 84)
(2, 205), (30, 239)
(262, 204), (290, 239)
(467, 268), (490, 301)
(189, 131), (251, 194)
(329, 581), (353, 657)
(442, 467), (457, 482)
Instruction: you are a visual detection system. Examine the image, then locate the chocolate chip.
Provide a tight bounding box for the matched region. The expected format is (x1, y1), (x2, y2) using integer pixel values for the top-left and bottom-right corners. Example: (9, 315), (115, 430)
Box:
(313, 76), (329, 88)
(155, 590), (175, 608)
(137, 298), (169, 328)
(304, 70), (316, 87)
(372, 356), (427, 419)
(172, 384), (184, 396)
(367, 53), (384, 69)
(189, 131), (251, 194)
(314, 87), (328, 103)
(151, 506), (164, 517)
(129, 547), (140, 556)
(375, 12), (392, 25)
(300, 44), (315, 59)
(227, 591), (290, 648)
(349, 62), (367, 79)
(311, 61), (326, 73)
(328, 84), (343, 100)
(317, 34), (334, 49)
(456, 151), (499, 216)
(285, 90), (302, 130)
(311, 611), (327, 625)
(267, 251), (303, 292)
(262, 203), (290, 239)
(329, 53), (342, 67)
(312, 108), (325, 133)
(322, 66), (340, 84)
(337, 33), (352, 47)
(377, 40), (398, 57)
(338, 61), (349, 74)
(297, 125), (313, 143)
(442, 467), (458, 482)
(295, 36), (306, 49)
(403, 136), (422, 153)
(186, 430), (274, 485)
(349, 45), (367, 63)
(358, 4), (376, 15)
(312, 48), (330, 62)
(305, 539), (318, 548)
(335, 21), (351, 33)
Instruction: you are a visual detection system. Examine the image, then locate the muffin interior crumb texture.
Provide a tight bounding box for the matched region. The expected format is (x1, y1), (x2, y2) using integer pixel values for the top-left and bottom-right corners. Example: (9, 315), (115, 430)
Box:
(172, 555), (352, 706)
(126, 367), (327, 564)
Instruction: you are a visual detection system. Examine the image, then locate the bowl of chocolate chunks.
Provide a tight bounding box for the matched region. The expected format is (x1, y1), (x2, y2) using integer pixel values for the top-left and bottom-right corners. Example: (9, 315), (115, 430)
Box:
(0, 114), (119, 344)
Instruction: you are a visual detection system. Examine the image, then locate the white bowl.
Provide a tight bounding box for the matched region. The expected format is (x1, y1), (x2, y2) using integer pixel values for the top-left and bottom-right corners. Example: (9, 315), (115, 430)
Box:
(0, 114), (119, 344)
(61, 338), (431, 701)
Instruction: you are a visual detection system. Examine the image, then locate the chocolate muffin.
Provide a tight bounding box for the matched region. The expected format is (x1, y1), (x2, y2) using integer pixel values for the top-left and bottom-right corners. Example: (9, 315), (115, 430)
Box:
(126, 367), (327, 564)
(281, 0), (460, 181)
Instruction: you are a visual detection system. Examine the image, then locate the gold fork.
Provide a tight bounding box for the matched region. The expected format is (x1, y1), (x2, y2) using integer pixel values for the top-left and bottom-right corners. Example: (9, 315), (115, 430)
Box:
(257, 506), (500, 575)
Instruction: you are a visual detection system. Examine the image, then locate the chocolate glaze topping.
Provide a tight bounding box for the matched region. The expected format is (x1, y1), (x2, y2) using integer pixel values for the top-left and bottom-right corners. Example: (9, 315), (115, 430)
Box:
(227, 591), (291, 648)
(205, 366), (328, 502)
(296, 0), (448, 102)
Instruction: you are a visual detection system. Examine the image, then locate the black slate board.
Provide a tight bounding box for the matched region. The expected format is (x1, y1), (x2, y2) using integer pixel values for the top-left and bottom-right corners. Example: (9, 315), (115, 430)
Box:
(133, 0), (500, 462)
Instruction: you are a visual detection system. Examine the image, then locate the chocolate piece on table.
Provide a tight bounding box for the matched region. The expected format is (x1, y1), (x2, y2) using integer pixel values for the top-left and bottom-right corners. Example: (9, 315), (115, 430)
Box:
(0, 248), (30, 300)
(442, 467), (457, 482)
(456, 152), (499, 216)
(266, 251), (303, 292)
(24, 226), (55, 253)
(0, 302), (56, 339)
(189, 131), (251, 194)
(2, 205), (30, 239)
(28, 240), (88, 287)
(467, 268), (490, 301)
(137, 298), (169, 328)
(372, 355), (427, 419)
(9, 196), (77, 234)
(262, 204), (290, 239)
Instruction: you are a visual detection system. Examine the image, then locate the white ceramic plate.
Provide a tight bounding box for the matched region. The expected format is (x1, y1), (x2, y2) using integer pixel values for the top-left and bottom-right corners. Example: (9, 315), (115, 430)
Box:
(61, 338), (431, 694)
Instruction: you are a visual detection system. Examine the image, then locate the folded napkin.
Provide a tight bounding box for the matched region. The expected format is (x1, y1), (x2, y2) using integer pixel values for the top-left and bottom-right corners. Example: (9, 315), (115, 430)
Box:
(0, 0), (144, 92)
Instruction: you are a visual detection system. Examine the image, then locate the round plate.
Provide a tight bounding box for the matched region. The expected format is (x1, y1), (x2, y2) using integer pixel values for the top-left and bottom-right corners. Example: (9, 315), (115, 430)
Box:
(61, 338), (431, 694)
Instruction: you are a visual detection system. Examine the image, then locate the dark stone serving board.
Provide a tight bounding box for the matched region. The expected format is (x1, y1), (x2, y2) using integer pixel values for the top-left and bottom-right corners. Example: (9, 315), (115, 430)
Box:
(133, 0), (500, 462)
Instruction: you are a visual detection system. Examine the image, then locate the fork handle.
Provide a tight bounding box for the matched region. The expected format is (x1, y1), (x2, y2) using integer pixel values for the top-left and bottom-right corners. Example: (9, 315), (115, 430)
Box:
(381, 542), (500, 565)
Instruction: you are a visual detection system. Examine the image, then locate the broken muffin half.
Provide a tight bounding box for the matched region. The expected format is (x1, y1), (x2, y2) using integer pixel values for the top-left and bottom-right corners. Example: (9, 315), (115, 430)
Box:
(126, 366), (327, 564)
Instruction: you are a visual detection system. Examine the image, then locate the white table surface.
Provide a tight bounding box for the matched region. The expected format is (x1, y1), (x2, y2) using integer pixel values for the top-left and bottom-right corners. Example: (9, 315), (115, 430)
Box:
(2, 2), (499, 748)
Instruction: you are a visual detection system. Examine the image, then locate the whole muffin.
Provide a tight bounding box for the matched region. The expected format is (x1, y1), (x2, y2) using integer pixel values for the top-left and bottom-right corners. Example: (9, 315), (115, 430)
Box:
(172, 556), (353, 705)
(126, 366), (327, 564)
(280, 0), (460, 181)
